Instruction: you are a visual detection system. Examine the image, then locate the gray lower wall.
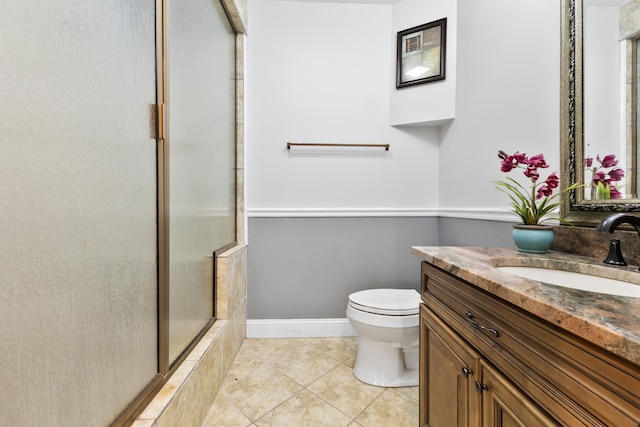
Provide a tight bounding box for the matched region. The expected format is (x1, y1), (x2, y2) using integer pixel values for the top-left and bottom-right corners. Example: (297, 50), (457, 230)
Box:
(247, 216), (515, 319)
(247, 217), (439, 318)
(438, 217), (515, 247)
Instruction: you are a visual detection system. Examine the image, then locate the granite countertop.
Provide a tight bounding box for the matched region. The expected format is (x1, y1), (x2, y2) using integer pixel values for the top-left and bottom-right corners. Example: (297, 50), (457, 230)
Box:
(411, 246), (640, 366)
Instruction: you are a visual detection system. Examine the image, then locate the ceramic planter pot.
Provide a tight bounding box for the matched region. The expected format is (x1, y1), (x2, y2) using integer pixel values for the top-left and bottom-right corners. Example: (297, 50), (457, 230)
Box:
(512, 224), (555, 254)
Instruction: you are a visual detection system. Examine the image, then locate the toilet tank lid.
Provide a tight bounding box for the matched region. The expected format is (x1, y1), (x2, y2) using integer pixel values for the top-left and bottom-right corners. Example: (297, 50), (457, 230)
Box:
(348, 288), (420, 312)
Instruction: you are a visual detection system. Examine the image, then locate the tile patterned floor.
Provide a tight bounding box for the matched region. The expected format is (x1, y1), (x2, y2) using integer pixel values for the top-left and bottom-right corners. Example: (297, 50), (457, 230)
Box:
(201, 337), (419, 427)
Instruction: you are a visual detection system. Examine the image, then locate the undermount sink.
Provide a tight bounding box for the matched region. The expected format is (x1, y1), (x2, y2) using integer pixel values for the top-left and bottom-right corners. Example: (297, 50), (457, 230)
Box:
(497, 266), (640, 298)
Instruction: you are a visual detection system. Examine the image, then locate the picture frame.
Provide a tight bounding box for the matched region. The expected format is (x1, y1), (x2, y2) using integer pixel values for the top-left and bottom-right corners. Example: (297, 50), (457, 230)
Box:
(396, 18), (447, 89)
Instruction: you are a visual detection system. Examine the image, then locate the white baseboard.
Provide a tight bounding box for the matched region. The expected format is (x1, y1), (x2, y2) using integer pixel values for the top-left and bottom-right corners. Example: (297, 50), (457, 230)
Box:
(246, 318), (357, 338)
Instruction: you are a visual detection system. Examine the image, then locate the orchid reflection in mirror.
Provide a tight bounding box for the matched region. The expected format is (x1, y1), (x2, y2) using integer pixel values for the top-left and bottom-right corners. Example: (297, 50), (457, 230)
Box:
(584, 154), (625, 200)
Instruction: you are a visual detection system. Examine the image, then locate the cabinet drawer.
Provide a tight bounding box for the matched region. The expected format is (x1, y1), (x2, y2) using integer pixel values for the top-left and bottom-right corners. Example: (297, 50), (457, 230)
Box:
(421, 262), (640, 427)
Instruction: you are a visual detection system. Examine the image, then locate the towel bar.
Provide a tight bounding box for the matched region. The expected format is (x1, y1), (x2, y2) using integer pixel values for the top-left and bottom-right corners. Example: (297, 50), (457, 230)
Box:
(286, 142), (389, 151)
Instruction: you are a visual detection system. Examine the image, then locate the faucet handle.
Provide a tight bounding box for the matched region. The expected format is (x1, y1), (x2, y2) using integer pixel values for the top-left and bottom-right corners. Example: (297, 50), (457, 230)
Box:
(603, 238), (627, 266)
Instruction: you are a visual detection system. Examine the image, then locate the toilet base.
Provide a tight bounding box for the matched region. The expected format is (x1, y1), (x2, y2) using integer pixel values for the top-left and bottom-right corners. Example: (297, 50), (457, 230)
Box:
(352, 336), (418, 387)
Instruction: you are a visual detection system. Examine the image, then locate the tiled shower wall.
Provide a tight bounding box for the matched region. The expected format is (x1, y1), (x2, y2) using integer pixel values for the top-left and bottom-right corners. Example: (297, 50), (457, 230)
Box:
(132, 245), (247, 427)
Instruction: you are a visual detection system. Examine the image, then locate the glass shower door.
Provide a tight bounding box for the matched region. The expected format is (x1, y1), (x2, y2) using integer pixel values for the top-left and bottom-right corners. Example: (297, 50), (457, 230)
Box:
(0, 1), (158, 425)
(168, 0), (236, 364)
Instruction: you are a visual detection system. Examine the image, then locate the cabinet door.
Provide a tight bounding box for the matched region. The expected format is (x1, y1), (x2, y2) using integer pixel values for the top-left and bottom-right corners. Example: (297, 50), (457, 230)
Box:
(477, 360), (559, 427)
(421, 305), (481, 427)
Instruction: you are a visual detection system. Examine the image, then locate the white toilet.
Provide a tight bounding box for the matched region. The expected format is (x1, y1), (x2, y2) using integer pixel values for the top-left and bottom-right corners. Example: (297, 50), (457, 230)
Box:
(346, 288), (421, 387)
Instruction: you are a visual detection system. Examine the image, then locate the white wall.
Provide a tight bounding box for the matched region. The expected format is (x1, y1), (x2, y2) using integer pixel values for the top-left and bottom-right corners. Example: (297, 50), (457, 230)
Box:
(438, 0), (561, 212)
(245, 0), (563, 323)
(247, 0), (562, 217)
(390, 0), (456, 126)
(246, 0), (440, 216)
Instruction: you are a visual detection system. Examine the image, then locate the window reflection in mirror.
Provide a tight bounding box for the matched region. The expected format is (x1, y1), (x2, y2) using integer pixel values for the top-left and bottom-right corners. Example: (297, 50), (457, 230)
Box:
(583, 0), (636, 201)
(561, 0), (640, 226)
(636, 37), (640, 196)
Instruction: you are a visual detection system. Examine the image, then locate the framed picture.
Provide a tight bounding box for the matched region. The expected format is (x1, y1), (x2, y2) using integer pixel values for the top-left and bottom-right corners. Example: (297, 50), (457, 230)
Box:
(396, 18), (447, 89)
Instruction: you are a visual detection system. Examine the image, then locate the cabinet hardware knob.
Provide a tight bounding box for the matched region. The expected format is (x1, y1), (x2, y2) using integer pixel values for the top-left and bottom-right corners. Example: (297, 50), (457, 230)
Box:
(474, 380), (488, 393)
(461, 366), (473, 378)
(465, 311), (500, 337)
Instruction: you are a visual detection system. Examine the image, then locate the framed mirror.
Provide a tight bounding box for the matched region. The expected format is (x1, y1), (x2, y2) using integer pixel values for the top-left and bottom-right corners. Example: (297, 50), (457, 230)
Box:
(560, 0), (640, 226)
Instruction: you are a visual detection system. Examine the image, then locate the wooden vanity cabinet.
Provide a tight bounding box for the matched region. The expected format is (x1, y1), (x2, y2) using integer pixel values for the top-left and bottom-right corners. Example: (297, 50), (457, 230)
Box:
(476, 360), (559, 427)
(420, 305), (480, 427)
(419, 262), (640, 427)
(421, 305), (557, 427)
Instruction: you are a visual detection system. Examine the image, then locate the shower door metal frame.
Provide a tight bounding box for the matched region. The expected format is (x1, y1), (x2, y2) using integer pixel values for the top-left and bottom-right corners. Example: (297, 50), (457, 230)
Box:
(110, 0), (239, 424)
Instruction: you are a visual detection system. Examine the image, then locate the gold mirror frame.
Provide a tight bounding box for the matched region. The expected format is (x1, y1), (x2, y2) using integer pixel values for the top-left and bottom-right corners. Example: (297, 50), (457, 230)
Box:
(560, 0), (640, 226)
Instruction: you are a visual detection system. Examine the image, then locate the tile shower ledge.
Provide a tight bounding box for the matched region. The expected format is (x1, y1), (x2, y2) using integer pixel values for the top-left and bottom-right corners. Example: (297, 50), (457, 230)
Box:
(411, 246), (640, 366)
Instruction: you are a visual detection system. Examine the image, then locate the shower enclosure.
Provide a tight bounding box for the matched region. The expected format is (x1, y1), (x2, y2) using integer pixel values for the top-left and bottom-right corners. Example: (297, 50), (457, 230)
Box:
(0, 0), (237, 425)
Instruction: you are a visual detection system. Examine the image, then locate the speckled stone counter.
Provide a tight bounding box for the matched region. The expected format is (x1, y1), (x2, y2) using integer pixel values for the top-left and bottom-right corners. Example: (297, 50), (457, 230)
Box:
(552, 225), (640, 266)
(411, 246), (640, 366)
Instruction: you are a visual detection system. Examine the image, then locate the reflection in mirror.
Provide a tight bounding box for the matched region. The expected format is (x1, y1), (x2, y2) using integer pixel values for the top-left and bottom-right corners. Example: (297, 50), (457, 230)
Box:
(636, 37), (640, 193)
(584, 0), (633, 201)
(561, 0), (640, 226)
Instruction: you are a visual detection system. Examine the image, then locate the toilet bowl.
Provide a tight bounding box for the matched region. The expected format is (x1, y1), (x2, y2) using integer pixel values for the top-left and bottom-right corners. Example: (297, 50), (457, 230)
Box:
(346, 288), (420, 387)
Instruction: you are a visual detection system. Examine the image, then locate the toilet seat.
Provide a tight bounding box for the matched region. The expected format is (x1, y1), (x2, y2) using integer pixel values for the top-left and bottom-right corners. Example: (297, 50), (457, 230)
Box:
(347, 304), (418, 328)
(348, 288), (420, 316)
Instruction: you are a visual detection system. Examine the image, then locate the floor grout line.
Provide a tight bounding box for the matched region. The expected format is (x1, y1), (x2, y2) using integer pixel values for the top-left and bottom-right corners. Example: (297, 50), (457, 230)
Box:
(203, 337), (418, 427)
(300, 361), (360, 423)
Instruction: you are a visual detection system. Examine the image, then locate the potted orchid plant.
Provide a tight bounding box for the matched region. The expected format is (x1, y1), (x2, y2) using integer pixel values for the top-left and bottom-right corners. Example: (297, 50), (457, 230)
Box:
(494, 150), (581, 253)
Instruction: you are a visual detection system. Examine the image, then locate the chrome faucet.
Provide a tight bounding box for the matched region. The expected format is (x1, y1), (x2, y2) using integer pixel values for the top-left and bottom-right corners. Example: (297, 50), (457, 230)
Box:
(596, 213), (640, 267)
